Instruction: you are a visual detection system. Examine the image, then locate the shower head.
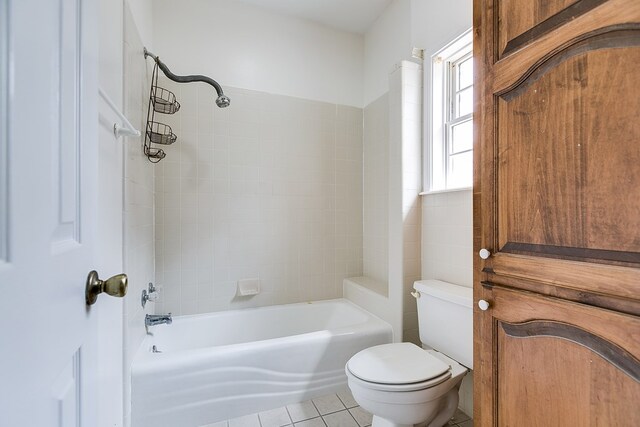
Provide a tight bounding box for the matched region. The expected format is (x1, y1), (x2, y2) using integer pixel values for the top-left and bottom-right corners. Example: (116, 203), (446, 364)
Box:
(216, 94), (231, 108)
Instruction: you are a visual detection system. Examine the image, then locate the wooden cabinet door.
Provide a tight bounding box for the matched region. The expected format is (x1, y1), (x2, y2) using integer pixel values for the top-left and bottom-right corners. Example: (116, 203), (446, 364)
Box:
(483, 286), (640, 426)
(473, 0), (640, 424)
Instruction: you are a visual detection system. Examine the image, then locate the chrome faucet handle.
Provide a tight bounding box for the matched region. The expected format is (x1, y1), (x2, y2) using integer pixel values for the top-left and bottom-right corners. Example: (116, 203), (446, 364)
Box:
(141, 282), (159, 308)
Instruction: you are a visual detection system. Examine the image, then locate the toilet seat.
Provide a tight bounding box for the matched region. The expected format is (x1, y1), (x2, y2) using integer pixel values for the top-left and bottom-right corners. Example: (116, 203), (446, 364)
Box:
(346, 343), (453, 392)
(347, 365), (451, 392)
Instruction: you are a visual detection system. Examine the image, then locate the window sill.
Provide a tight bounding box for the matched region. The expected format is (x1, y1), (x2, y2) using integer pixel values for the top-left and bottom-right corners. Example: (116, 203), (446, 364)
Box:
(419, 186), (472, 196)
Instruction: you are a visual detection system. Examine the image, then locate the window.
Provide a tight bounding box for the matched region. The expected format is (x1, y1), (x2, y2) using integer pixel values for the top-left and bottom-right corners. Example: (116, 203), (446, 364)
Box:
(428, 29), (473, 191)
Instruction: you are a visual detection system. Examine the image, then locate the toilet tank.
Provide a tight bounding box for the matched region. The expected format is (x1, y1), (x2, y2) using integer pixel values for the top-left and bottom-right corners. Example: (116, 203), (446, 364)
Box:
(413, 280), (473, 369)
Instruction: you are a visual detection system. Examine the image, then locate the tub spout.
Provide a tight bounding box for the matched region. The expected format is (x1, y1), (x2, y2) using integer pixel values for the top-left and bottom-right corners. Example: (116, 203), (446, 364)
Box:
(145, 313), (172, 327)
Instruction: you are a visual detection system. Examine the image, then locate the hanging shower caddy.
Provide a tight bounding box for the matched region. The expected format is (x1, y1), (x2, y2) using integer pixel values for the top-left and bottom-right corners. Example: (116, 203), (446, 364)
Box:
(144, 60), (180, 162)
(143, 48), (231, 163)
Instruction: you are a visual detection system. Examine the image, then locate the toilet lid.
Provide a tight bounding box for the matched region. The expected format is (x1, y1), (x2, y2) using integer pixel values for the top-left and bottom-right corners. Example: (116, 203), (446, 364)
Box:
(347, 343), (450, 385)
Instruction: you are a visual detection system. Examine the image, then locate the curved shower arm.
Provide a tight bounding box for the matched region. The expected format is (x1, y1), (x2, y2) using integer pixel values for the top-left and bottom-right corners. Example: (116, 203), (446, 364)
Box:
(144, 48), (226, 99)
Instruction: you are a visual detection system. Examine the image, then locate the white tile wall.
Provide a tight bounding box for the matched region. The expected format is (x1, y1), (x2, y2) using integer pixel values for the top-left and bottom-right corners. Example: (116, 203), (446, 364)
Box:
(123, 6), (156, 427)
(400, 63), (423, 346)
(421, 189), (473, 287)
(154, 81), (363, 315)
(388, 61), (423, 345)
(363, 94), (389, 287)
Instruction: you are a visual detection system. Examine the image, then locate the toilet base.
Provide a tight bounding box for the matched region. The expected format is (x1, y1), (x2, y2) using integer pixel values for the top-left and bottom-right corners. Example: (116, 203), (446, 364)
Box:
(372, 415), (411, 427)
(426, 386), (460, 427)
(369, 386), (461, 427)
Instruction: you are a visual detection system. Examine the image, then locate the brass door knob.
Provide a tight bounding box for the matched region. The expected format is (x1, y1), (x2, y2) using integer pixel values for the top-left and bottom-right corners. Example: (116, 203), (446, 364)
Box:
(85, 270), (128, 305)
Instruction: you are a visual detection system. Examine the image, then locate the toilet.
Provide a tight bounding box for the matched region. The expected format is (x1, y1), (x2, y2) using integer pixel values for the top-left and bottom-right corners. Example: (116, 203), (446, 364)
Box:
(345, 280), (473, 427)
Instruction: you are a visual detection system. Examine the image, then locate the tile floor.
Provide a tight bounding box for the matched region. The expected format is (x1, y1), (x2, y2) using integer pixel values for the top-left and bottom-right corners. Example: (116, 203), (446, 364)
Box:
(200, 389), (473, 427)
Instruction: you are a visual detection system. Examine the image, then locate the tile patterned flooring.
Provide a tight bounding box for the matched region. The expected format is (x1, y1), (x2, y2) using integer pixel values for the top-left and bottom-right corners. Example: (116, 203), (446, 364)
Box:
(200, 389), (473, 427)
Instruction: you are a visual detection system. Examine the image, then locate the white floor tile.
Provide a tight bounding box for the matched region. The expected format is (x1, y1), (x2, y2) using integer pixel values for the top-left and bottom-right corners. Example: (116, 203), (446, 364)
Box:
(200, 421), (228, 427)
(229, 413), (261, 427)
(348, 407), (372, 427)
(322, 410), (359, 427)
(215, 393), (470, 427)
(293, 417), (326, 427)
(287, 401), (320, 423)
(312, 394), (345, 415)
(336, 389), (358, 409)
(259, 407), (292, 427)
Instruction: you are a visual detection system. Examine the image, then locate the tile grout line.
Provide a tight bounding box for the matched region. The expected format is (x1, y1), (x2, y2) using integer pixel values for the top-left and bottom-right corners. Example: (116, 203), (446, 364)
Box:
(343, 408), (361, 427)
(284, 405), (293, 426)
(335, 393), (348, 409)
(314, 394), (366, 427)
(335, 392), (365, 426)
(309, 399), (328, 427)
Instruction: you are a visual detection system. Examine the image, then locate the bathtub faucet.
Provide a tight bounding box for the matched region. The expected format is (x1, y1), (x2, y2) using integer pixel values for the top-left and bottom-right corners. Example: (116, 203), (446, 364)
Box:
(145, 313), (172, 327)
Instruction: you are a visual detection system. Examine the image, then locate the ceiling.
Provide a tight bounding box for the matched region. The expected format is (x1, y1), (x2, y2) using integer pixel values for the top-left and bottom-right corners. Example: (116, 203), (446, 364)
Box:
(234, 0), (393, 34)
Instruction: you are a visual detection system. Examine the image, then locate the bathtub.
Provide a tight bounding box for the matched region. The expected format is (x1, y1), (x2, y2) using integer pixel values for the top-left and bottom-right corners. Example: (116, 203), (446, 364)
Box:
(131, 299), (392, 427)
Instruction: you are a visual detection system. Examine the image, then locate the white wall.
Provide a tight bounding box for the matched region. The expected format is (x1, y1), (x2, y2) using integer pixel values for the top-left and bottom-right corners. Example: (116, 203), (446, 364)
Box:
(127, 0), (153, 49)
(363, 93), (389, 284)
(152, 0), (364, 107)
(363, 0), (412, 105)
(411, 0), (472, 67)
(99, 0), (124, 103)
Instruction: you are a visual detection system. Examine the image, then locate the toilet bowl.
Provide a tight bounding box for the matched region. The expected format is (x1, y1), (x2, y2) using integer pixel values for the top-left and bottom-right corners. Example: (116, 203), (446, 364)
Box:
(346, 280), (473, 427)
(346, 343), (467, 427)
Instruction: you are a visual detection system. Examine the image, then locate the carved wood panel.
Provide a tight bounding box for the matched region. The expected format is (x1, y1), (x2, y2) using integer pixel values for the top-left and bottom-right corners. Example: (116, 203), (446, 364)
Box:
(497, 0), (607, 57)
(489, 286), (640, 426)
(497, 40), (640, 264)
(498, 320), (640, 426)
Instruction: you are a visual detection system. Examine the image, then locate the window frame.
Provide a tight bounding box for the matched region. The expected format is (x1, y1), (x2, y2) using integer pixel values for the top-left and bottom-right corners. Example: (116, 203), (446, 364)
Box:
(425, 29), (474, 193)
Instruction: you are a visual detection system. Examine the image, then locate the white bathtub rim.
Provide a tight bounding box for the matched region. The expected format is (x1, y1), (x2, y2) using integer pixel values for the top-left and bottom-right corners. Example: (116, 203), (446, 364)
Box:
(168, 297), (361, 321)
(133, 298), (392, 375)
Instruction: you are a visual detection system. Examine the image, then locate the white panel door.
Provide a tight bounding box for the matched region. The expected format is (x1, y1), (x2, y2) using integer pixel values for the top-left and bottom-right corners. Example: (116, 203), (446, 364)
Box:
(0, 0), (108, 426)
